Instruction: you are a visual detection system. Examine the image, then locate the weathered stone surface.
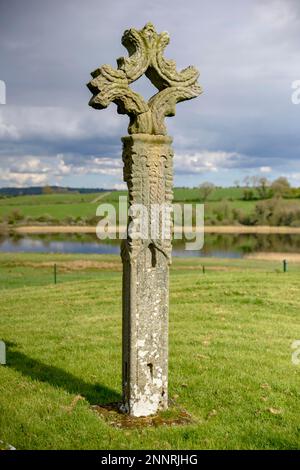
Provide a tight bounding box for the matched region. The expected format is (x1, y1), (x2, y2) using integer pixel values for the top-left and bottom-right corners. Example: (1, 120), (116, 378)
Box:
(121, 135), (172, 416)
(87, 22), (202, 135)
(88, 23), (201, 416)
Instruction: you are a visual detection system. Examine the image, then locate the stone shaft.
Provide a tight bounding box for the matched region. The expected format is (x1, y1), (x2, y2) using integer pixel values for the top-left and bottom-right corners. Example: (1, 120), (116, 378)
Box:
(121, 134), (173, 416)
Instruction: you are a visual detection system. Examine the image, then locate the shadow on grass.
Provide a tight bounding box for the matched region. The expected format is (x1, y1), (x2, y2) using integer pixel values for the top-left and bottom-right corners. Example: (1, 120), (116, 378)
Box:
(5, 342), (121, 405)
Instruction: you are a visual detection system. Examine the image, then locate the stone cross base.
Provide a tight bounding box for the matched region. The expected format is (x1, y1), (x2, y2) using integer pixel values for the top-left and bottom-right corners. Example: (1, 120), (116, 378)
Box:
(121, 134), (173, 416)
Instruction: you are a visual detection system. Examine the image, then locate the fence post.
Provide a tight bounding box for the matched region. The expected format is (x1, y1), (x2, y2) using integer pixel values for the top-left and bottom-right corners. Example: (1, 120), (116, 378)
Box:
(283, 259), (287, 273)
(54, 263), (57, 284)
(0, 341), (6, 365)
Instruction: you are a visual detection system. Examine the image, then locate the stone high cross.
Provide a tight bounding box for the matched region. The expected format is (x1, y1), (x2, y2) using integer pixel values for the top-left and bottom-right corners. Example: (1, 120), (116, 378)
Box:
(88, 23), (202, 416)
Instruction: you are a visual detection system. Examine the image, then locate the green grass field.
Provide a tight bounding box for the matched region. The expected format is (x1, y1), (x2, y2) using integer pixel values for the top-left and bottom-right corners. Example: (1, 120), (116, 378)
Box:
(1, 252), (300, 449)
(0, 193), (101, 206)
(0, 188), (299, 226)
(0, 192), (102, 222)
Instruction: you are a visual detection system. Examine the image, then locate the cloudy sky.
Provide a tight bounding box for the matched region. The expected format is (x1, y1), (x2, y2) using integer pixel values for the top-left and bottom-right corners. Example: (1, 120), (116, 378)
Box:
(0, 0), (300, 188)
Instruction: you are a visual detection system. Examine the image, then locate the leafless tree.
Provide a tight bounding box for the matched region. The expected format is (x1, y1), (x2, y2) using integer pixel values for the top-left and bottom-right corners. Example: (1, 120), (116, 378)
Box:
(199, 182), (215, 202)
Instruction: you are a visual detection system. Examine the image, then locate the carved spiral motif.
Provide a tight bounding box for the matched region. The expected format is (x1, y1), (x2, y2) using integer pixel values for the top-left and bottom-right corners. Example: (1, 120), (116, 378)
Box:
(87, 23), (202, 135)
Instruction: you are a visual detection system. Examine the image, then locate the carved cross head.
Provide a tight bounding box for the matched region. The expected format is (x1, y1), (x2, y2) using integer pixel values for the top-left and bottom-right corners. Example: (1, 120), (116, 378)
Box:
(87, 23), (202, 135)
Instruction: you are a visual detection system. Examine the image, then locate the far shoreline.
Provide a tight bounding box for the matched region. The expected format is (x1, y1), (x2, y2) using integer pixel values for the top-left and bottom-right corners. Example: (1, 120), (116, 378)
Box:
(13, 225), (300, 235)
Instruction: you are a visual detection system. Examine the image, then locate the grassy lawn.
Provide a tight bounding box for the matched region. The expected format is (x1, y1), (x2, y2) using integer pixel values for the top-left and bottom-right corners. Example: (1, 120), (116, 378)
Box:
(1, 252), (300, 449)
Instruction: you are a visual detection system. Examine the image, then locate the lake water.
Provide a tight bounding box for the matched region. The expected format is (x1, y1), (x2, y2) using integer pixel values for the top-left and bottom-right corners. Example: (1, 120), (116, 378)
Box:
(1, 233), (300, 258)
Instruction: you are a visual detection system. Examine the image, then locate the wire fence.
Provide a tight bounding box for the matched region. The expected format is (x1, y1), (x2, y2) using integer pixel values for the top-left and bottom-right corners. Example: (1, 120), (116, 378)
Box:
(1, 255), (300, 291)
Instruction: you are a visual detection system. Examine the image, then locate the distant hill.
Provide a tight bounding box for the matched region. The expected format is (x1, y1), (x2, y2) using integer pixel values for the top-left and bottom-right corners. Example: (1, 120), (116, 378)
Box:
(0, 186), (114, 197)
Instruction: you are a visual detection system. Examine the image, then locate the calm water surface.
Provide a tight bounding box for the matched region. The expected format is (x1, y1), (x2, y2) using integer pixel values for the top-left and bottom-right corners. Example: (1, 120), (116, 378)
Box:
(1, 233), (300, 258)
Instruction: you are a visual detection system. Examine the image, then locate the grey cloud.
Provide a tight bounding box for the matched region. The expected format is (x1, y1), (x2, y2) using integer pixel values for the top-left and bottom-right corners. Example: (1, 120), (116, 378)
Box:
(0, 0), (299, 187)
